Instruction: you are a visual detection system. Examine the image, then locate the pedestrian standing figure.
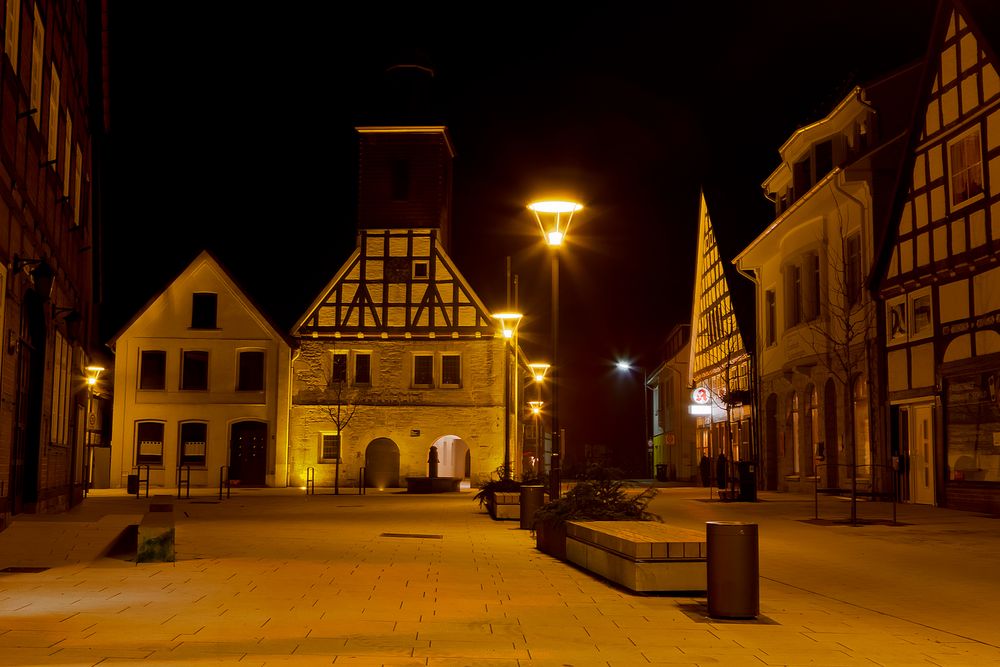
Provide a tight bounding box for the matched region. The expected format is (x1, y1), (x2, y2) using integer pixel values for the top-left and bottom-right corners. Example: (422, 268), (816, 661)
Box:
(716, 453), (727, 490)
(699, 455), (711, 487)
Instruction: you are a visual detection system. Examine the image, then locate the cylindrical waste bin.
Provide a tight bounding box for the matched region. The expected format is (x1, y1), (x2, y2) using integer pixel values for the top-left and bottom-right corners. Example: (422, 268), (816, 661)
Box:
(738, 461), (757, 502)
(706, 521), (759, 618)
(126, 474), (139, 495)
(519, 485), (545, 530)
(655, 464), (667, 482)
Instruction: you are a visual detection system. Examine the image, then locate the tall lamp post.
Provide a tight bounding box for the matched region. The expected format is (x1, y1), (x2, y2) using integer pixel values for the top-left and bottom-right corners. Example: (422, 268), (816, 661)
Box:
(493, 312), (522, 481)
(616, 360), (652, 477)
(527, 362), (549, 478)
(84, 365), (104, 496)
(529, 200), (582, 499)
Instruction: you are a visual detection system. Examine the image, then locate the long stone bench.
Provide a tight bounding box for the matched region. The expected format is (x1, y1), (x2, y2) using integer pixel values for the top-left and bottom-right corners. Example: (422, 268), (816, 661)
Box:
(565, 520), (706, 593)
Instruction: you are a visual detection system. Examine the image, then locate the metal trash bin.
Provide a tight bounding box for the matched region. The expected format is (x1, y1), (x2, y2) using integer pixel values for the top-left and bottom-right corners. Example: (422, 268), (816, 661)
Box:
(126, 474), (139, 495)
(738, 461), (757, 502)
(655, 464), (667, 482)
(519, 485), (545, 530)
(706, 521), (759, 618)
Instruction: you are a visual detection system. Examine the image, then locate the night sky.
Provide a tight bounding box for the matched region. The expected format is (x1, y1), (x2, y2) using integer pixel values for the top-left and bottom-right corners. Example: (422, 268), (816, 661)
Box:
(103, 2), (938, 474)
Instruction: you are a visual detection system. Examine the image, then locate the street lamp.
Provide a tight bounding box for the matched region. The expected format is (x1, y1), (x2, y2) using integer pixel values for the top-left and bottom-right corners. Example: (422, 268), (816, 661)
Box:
(493, 312), (523, 481)
(616, 360), (652, 478)
(529, 200), (582, 499)
(83, 365), (105, 496)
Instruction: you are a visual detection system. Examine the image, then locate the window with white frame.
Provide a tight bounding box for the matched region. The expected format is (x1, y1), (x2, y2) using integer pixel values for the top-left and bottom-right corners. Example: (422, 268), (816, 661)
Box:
(887, 296), (907, 344)
(910, 289), (933, 340)
(948, 127), (983, 208)
(136, 421), (165, 466)
(319, 432), (340, 462)
(441, 354), (461, 387)
(179, 422), (207, 466)
(413, 354), (433, 387)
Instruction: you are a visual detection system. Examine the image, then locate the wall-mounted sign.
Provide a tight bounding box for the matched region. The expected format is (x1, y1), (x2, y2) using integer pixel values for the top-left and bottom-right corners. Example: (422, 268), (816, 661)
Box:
(410, 429), (421, 437)
(691, 387), (711, 405)
(689, 405), (712, 415)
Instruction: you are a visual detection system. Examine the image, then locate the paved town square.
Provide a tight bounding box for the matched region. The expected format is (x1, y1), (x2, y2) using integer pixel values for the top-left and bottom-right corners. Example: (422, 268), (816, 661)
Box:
(1, 486), (997, 666)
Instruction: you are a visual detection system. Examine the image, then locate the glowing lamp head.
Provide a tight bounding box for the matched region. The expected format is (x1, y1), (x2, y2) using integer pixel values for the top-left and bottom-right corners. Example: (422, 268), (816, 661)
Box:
(492, 312), (523, 339)
(529, 400), (544, 415)
(85, 365), (105, 387)
(528, 362), (550, 382)
(528, 200), (582, 248)
(616, 360), (632, 372)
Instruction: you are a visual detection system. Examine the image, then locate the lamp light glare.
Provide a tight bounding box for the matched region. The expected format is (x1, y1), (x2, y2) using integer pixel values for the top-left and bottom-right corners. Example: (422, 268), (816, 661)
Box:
(616, 360), (632, 371)
(547, 231), (564, 246)
(528, 201), (583, 214)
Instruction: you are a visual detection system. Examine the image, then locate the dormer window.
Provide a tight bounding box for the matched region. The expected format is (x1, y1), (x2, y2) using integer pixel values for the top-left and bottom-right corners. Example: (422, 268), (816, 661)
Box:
(814, 140), (833, 180)
(792, 158), (811, 202)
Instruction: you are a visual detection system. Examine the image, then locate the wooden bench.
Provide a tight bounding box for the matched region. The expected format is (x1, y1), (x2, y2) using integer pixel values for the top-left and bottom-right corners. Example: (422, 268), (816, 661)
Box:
(137, 500), (175, 563)
(565, 521), (706, 593)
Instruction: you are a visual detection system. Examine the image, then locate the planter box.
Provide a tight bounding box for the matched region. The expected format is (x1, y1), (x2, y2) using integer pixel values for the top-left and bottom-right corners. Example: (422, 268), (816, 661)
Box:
(535, 520), (567, 560)
(494, 491), (521, 520)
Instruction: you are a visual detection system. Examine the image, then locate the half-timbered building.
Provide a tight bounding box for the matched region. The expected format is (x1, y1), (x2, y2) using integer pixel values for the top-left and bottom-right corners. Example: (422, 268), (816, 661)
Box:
(689, 193), (755, 489)
(875, 0), (1000, 512)
(289, 126), (515, 489)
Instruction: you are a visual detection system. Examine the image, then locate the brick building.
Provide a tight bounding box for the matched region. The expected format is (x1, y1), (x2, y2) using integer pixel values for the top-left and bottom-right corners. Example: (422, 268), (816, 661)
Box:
(1, 1), (106, 516)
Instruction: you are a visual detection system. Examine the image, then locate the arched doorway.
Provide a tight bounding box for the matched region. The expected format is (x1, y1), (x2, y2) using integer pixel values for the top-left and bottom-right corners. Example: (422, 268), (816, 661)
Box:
(365, 438), (400, 489)
(230, 421), (268, 486)
(764, 394), (778, 490)
(429, 435), (470, 480)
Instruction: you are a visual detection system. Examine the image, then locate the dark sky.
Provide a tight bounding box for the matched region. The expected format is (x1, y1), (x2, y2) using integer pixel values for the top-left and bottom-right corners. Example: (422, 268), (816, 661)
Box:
(102, 1), (938, 474)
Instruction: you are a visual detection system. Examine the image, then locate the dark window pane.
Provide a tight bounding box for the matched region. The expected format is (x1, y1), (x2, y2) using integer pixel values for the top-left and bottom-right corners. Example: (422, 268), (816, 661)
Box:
(846, 234), (861, 306)
(355, 353), (371, 384)
(331, 353), (348, 384)
(237, 351), (265, 391)
(182, 350), (209, 390)
(180, 422), (207, 465)
(414, 355), (433, 385)
(815, 140), (833, 178)
(139, 350), (166, 390)
(191, 293), (218, 329)
(442, 355), (461, 385)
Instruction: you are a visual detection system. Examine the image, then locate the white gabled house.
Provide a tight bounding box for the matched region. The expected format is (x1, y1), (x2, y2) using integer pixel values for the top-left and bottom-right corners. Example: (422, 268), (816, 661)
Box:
(107, 251), (293, 489)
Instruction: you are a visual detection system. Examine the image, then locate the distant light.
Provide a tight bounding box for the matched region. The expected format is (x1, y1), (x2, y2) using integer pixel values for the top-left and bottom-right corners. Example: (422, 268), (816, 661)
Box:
(546, 231), (564, 246)
(503, 329), (514, 339)
(528, 201), (583, 214)
(616, 361), (632, 372)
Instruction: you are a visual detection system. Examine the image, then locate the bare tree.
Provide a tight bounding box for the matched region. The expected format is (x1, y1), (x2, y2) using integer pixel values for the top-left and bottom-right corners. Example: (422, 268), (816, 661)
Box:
(805, 221), (876, 524)
(323, 348), (360, 495)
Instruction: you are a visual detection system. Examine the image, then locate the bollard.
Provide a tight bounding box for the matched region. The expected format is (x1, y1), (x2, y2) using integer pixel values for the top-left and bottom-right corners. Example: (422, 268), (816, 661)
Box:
(706, 521), (759, 618)
(519, 485), (545, 530)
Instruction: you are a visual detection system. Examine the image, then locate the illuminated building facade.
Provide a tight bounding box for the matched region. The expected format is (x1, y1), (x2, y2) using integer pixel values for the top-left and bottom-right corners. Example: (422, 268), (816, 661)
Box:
(688, 193), (755, 485)
(735, 68), (921, 493)
(107, 252), (293, 489)
(875, 0), (1000, 512)
(646, 324), (697, 482)
(1, 1), (106, 516)
(288, 126), (516, 489)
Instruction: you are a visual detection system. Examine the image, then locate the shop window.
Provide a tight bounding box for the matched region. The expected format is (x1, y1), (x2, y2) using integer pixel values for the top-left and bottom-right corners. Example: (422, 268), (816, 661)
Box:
(179, 422), (207, 466)
(136, 421), (164, 466)
(139, 350), (167, 390)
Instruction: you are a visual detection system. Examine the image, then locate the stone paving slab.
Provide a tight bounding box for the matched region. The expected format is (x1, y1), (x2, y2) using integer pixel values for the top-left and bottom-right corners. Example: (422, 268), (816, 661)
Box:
(0, 488), (999, 666)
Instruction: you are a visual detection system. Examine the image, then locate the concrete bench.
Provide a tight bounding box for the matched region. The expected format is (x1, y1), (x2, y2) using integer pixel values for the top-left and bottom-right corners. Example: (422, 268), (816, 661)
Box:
(137, 500), (175, 563)
(565, 520), (706, 593)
